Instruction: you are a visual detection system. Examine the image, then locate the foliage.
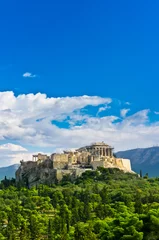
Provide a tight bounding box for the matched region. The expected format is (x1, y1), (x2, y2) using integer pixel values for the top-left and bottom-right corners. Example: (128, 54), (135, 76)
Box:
(0, 168), (159, 239)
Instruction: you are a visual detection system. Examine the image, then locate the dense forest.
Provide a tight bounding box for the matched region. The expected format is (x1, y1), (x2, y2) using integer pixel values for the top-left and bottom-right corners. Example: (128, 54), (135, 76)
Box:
(0, 168), (159, 239)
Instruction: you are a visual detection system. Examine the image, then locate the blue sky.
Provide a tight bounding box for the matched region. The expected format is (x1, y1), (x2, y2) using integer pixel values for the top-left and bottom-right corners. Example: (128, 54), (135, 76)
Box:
(0, 0), (159, 166)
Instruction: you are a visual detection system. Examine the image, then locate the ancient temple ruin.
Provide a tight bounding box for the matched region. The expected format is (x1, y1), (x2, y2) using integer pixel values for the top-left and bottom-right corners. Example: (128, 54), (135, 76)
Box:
(16, 142), (134, 187)
(77, 142), (113, 157)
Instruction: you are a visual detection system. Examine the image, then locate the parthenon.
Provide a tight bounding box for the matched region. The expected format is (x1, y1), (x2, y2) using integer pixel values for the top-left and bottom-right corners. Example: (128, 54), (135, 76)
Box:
(77, 142), (113, 157)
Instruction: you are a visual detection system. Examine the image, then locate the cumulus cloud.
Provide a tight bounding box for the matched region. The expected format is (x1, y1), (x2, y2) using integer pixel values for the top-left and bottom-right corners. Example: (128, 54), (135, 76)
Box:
(23, 72), (36, 78)
(154, 111), (159, 115)
(0, 91), (159, 167)
(0, 143), (50, 167)
(120, 108), (130, 118)
(97, 104), (111, 115)
(0, 143), (27, 152)
(0, 143), (31, 167)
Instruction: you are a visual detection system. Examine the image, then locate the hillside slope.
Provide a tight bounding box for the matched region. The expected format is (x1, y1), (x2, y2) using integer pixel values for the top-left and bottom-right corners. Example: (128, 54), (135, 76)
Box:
(0, 164), (20, 180)
(116, 147), (159, 177)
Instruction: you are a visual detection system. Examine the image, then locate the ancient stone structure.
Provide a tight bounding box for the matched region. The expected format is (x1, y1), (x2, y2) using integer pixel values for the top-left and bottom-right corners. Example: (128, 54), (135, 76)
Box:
(32, 153), (49, 162)
(77, 142), (113, 157)
(16, 142), (134, 187)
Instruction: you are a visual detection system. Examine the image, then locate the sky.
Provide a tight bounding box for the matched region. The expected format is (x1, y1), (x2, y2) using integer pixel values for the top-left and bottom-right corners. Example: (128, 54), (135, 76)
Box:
(0, 0), (159, 166)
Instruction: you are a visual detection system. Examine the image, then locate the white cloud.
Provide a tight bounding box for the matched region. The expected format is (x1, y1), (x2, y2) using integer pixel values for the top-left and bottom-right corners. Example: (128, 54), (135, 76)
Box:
(97, 104), (111, 115)
(120, 108), (130, 118)
(0, 143), (50, 167)
(0, 143), (27, 152)
(0, 143), (31, 167)
(23, 72), (36, 78)
(0, 91), (159, 167)
(154, 111), (159, 115)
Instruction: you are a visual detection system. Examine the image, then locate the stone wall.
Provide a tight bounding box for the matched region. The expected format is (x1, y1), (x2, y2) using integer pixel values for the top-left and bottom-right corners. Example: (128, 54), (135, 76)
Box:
(120, 158), (132, 171)
(91, 160), (105, 170)
(77, 152), (91, 164)
(55, 168), (92, 181)
(52, 153), (69, 162)
(15, 146), (134, 187)
(114, 158), (124, 168)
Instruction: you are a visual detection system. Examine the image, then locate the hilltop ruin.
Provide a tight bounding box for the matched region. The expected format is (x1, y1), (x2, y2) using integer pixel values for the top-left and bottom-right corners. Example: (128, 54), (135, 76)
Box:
(16, 142), (133, 187)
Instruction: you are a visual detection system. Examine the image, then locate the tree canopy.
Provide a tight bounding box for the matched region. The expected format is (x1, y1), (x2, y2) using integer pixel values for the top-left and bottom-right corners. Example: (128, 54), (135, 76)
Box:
(0, 168), (159, 239)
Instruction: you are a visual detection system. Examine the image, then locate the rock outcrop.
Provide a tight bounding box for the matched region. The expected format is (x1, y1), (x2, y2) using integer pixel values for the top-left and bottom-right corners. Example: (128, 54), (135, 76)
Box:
(16, 142), (134, 187)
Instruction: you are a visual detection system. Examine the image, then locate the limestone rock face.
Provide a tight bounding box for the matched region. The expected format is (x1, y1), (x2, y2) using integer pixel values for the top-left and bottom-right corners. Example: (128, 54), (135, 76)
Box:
(16, 159), (56, 187)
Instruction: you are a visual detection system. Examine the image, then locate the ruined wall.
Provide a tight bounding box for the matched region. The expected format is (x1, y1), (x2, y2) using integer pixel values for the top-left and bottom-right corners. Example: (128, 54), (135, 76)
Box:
(37, 153), (48, 161)
(52, 154), (68, 169)
(52, 153), (69, 162)
(91, 157), (133, 172)
(114, 158), (124, 168)
(56, 168), (92, 181)
(69, 154), (78, 164)
(77, 152), (91, 164)
(120, 158), (132, 171)
(91, 160), (105, 170)
(16, 149), (134, 188)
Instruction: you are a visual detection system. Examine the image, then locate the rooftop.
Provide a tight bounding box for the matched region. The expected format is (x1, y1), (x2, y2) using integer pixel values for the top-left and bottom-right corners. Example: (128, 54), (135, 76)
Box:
(77, 141), (113, 151)
(91, 142), (110, 146)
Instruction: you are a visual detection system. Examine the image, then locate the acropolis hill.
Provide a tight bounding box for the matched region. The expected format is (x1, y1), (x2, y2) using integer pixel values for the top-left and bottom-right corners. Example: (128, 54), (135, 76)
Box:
(16, 142), (133, 187)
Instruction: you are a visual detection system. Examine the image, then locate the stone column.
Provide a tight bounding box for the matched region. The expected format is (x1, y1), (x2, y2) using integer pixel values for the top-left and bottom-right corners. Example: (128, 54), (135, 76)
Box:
(99, 148), (102, 156)
(105, 148), (107, 156)
(109, 149), (112, 157)
(106, 148), (108, 156)
(103, 148), (105, 156)
(102, 148), (103, 156)
(110, 149), (112, 157)
(108, 149), (110, 157)
(97, 148), (100, 155)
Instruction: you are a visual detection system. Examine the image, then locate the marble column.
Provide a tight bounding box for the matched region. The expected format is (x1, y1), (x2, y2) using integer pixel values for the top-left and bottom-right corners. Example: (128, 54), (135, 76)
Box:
(101, 148), (104, 156)
(104, 148), (107, 156)
(103, 148), (105, 156)
(106, 148), (108, 156)
(109, 149), (112, 157)
(108, 149), (110, 157)
(99, 148), (101, 156)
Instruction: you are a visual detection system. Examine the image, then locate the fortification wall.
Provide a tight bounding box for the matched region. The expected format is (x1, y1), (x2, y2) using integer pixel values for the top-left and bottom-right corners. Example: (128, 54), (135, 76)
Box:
(52, 153), (69, 162)
(91, 160), (105, 170)
(120, 158), (132, 171)
(53, 161), (68, 169)
(56, 168), (91, 181)
(77, 152), (90, 164)
(114, 158), (124, 168)
(69, 155), (78, 164)
(37, 153), (48, 160)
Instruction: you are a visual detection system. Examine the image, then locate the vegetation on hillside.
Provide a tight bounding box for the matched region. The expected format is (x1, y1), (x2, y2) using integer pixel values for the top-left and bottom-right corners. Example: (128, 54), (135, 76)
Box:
(0, 168), (159, 239)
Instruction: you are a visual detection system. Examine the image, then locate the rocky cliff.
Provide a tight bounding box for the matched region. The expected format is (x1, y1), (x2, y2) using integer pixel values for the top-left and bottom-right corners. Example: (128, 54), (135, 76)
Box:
(16, 159), (56, 187)
(116, 146), (159, 177)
